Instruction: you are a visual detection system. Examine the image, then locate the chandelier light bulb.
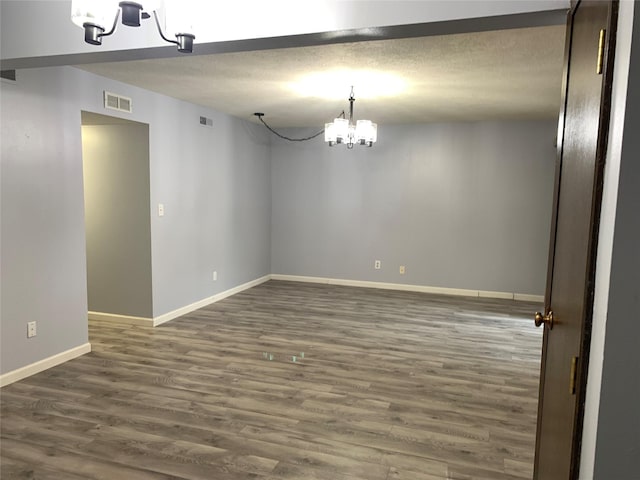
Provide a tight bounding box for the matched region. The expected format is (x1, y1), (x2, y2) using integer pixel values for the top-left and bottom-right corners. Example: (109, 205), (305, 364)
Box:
(71, 0), (118, 29)
(324, 122), (337, 145)
(356, 120), (377, 147)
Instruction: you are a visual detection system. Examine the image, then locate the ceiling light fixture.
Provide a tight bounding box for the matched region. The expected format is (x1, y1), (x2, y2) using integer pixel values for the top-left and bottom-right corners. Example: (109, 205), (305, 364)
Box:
(71, 0), (195, 53)
(253, 86), (377, 149)
(325, 87), (377, 148)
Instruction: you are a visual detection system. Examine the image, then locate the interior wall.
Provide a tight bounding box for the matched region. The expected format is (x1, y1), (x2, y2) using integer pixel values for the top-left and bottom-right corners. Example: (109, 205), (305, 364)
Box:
(75, 68), (273, 317)
(579, 0), (635, 477)
(271, 120), (556, 296)
(592, 2), (640, 476)
(81, 121), (153, 318)
(1, 67), (89, 374)
(0, 65), (272, 376)
(149, 96), (272, 316)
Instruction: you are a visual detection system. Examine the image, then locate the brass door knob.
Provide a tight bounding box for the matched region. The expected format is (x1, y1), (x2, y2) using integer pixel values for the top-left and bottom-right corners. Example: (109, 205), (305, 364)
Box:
(534, 310), (554, 329)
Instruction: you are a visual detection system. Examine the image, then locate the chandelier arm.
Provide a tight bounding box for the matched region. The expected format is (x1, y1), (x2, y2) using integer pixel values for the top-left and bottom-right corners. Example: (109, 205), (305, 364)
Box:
(98, 9), (121, 39)
(153, 10), (180, 47)
(255, 114), (326, 142)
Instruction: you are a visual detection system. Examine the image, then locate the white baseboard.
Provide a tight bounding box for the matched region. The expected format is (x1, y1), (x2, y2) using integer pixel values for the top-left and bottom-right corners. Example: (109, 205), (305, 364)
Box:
(0, 343), (91, 388)
(87, 276), (272, 328)
(152, 275), (271, 326)
(88, 311), (154, 326)
(514, 293), (545, 303)
(478, 290), (515, 300)
(88, 275), (543, 330)
(1, 275), (269, 386)
(270, 274), (544, 303)
(1, 274), (542, 388)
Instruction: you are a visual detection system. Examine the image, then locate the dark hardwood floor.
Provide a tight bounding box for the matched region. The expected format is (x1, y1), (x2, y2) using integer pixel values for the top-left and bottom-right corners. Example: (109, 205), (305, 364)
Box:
(1, 280), (542, 479)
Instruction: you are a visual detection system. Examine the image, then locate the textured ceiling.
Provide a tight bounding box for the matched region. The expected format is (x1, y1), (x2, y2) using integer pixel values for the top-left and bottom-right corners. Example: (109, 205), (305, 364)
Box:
(77, 25), (566, 128)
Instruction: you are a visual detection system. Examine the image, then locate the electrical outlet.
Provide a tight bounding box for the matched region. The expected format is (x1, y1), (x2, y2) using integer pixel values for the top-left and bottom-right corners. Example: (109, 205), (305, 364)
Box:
(158, 203), (165, 217)
(213, 271), (217, 281)
(399, 265), (406, 275)
(374, 260), (381, 270)
(27, 321), (37, 338)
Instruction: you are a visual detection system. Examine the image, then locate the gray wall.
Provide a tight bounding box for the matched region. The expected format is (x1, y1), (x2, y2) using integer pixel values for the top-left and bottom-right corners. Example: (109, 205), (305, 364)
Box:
(149, 98), (271, 315)
(0, 66), (272, 375)
(271, 121), (556, 295)
(82, 121), (153, 318)
(1, 67), (89, 373)
(593, 4), (640, 476)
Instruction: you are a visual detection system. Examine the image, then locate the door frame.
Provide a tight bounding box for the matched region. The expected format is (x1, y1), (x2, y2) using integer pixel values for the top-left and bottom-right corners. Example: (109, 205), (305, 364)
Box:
(80, 111), (154, 322)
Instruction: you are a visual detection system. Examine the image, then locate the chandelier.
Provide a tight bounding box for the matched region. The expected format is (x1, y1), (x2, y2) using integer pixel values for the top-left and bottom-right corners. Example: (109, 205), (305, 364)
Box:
(71, 1), (195, 53)
(325, 87), (377, 148)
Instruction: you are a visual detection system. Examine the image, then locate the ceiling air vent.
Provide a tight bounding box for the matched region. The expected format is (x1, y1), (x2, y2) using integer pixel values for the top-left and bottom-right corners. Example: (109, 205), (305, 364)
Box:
(1, 70), (17, 82)
(104, 91), (132, 113)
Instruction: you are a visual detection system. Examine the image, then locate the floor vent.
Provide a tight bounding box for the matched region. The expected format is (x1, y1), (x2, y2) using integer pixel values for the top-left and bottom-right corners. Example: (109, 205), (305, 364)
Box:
(104, 91), (133, 113)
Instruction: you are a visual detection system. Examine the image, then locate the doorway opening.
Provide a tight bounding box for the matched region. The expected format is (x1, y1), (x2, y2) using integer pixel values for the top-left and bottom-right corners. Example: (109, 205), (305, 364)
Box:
(80, 111), (153, 323)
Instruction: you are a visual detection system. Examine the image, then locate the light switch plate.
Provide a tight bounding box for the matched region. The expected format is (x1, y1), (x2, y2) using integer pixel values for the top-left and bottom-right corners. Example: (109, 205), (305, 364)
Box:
(27, 321), (37, 338)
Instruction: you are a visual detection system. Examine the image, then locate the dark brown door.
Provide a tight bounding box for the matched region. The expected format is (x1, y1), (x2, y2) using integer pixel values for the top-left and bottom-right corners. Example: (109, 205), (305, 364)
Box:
(534, 1), (618, 479)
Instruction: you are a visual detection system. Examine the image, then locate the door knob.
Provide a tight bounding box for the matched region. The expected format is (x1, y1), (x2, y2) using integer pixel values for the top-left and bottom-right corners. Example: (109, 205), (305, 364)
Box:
(534, 310), (554, 329)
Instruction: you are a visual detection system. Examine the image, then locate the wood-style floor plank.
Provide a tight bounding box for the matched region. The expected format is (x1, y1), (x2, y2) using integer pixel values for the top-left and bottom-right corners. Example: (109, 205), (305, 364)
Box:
(1, 280), (542, 479)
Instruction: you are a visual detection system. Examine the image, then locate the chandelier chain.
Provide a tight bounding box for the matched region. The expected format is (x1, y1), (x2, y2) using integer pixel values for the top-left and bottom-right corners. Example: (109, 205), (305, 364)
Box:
(255, 113), (337, 143)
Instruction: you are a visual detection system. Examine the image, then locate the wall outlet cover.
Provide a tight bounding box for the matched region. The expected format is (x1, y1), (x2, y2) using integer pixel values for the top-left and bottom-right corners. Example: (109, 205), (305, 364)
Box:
(27, 321), (37, 338)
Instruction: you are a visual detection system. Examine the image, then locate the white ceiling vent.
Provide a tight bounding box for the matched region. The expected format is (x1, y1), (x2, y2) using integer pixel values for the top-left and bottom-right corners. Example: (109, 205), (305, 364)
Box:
(1, 70), (17, 82)
(104, 91), (132, 113)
